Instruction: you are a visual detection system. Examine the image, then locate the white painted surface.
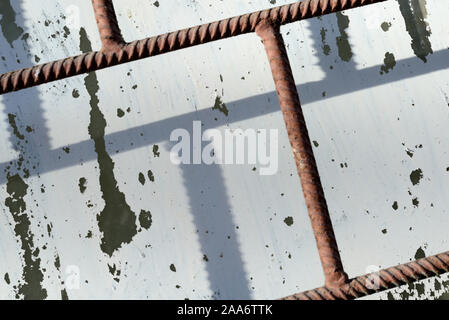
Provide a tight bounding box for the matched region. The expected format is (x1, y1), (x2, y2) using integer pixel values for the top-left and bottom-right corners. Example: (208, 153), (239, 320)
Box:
(0, 0), (447, 299)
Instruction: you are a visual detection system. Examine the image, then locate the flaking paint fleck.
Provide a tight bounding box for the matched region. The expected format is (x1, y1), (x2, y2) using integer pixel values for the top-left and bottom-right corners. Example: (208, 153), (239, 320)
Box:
(147, 170), (155, 182)
(410, 168), (423, 185)
(381, 22), (392, 32)
(153, 145), (160, 157)
(139, 210), (152, 230)
(284, 216), (294, 226)
(78, 177), (87, 194)
(380, 52), (396, 74)
(138, 172), (145, 185)
(212, 96), (229, 116)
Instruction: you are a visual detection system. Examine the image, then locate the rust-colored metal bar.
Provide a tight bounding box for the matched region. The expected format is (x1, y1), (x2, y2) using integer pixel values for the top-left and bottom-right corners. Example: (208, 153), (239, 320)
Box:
(283, 250), (449, 300)
(0, 0), (387, 95)
(256, 19), (347, 288)
(91, 0), (125, 51)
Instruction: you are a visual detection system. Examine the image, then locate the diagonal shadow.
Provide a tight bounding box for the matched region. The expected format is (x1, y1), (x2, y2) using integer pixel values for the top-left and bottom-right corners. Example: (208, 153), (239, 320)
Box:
(0, 45), (447, 186)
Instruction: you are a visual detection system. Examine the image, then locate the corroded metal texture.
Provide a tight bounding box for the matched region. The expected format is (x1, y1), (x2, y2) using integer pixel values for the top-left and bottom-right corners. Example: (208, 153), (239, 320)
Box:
(283, 250), (449, 300)
(256, 19), (347, 288)
(0, 0), (387, 95)
(91, 0), (125, 51)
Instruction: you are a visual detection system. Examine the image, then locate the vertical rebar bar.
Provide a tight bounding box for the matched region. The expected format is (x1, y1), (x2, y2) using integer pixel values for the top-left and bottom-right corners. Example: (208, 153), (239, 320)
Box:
(91, 0), (125, 51)
(256, 19), (348, 288)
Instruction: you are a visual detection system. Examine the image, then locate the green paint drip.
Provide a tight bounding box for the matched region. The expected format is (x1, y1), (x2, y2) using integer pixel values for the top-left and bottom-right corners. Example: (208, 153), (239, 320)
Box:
(335, 12), (353, 62)
(80, 28), (137, 257)
(0, 0), (24, 47)
(5, 174), (47, 299)
(398, 0), (433, 62)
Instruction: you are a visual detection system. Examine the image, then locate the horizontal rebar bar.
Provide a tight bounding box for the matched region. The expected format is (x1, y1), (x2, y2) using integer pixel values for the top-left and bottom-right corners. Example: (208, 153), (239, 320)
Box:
(0, 0), (387, 95)
(283, 250), (449, 300)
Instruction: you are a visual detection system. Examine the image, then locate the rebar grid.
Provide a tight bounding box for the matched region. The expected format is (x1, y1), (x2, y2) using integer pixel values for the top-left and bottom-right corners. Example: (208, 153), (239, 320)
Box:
(283, 251), (449, 300)
(0, 0), (387, 94)
(3, 0), (448, 300)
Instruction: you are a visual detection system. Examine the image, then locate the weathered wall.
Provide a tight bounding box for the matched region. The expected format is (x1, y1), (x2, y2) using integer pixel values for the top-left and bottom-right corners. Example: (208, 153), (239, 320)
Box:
(0, 0), (448, 300)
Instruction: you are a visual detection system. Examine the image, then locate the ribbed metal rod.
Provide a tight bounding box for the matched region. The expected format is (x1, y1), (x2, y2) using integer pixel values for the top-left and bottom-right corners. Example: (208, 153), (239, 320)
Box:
(0, 0), (388, 95)
(91, 0), (125, 51)
(256, 19), (348, 288)
(283, 250), (449, 300)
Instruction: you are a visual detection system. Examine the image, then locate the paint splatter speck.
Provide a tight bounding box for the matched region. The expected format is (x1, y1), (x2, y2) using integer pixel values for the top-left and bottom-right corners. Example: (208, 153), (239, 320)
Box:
(139, 210), (152, 230)
(284, 216), (294, 226)
(410, 169), (423, 185)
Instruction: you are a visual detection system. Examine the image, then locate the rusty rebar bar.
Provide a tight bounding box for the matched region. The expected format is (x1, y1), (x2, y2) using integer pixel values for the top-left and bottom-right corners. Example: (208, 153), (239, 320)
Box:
(0, 0), (387, 95)
(256, 19), (347, 288)
(283, 250), (449, 300)
(91, 0), (125, 51)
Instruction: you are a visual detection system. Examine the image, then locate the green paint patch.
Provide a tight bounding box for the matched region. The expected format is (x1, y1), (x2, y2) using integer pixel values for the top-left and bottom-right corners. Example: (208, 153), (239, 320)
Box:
(381, 22), (392, 32)
(313, 141), (319, 147)
(380, 52), (396, 74)
(410, 168), (423, 185)
(153, 1), (160, 7)
(392, 201), (399, 210)
(72, 89), (80, 98)
(0, 0), (24, 47)
(63, 147), (70, 154)
(138, 172), (145, 185)
(147, 170), (155, 182)
(8, 114), (24, 140)
(382, 228), (387, 234)
(398, 0), (433, 62)
(117, 108), (125, 118)
(78, 177), (87, 194)
(284, 216), (294, 226)
(153, 145), (160, 157)
(212, 96), (229, 116)
(335, 12), (353, 62)
(4, 273), (10, 284)
(80, 28), (138, 257)
(170, 264), (176, 272)
(412, 197), (420, 208)
(5, 174), (47, 299)
(139, 210), (152, 230)
(415, 247), (426, 259)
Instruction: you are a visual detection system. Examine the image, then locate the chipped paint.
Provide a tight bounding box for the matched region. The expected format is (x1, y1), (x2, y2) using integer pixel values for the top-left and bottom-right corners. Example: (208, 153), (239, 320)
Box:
(398, 0), (433, 62)
(80, 28), (138, 257)
(335, 12), (353, 62)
